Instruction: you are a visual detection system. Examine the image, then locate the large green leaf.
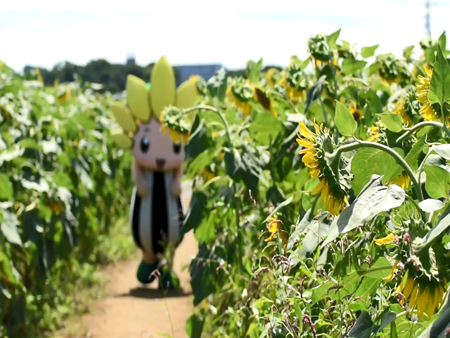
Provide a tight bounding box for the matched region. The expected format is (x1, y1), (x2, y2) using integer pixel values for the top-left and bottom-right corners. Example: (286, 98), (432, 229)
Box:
(341, 59), (368, 75)
(181, 190), (208, 236)
(323, 175), (405, 246)
(186, 314), (204, 338)
(327, 28), (341, 49)
(249, 111), (283, 145)
(361, 45), (380, 58)
(351, 148), (396, 195)
(0, 174), (13, 201)
(348, 312), (375, 338)
(428, 45), (450, 108)
(304, 75), (326, 113)
(335, 101), (357, 136)
(421, 203), (450, 246)
(424, 165), (450, 199)
(381, 113), (403, 132)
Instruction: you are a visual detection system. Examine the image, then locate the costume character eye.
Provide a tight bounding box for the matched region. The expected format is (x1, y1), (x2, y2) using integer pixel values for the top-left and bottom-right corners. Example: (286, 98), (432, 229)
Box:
(173, 143), (181, 154)
(140, 137), (150, 153)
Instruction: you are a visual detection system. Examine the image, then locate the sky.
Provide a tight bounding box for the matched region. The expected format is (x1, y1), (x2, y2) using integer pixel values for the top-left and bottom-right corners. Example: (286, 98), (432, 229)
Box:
(1, 0), (449, 72)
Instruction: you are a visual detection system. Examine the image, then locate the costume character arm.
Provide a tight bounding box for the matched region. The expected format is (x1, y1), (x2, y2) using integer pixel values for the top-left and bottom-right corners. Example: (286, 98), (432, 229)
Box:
(171, 165), (182, 197)
(133, 158), (149, 197)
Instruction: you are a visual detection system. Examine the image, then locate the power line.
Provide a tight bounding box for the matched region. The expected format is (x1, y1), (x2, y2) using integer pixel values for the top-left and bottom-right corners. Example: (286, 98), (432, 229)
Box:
(425, 0), (439, 37)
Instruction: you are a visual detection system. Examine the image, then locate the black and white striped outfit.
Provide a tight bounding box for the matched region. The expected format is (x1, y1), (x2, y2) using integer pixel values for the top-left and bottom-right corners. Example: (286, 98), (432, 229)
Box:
(130, 170), (184, 256)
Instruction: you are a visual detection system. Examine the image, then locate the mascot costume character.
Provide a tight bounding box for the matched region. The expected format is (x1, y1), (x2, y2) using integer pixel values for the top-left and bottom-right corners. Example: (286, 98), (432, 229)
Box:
(110, 56), (199, 289)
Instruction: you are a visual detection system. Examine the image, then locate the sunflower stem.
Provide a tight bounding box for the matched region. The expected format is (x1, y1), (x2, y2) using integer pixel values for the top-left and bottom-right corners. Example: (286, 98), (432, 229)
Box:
(328, 52), (339, 144)
(329, 141), (425, 202)
(396, 121), (445, 144)
(440, 104), (450, 138)
(319, 97), (329, 127)
(182, 104), (233, 145)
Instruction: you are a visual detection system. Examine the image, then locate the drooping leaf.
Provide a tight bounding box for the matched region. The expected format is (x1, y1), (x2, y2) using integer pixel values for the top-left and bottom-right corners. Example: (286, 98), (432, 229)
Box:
(327, 28), (341, 49)
(304, 75), (326, 113)
(186, 314), (204, 338)
(361, 45), (380, 58)
(428, 45), (450, 108)
(335, 101), (357, 136)
(348, 312), (375, 338)
(341, 59), (368, 75)
(323, 175), (405, 246)
(381, 113), (403, 132)
(418, 199), (445, 213)
(351, 148), (397, 195)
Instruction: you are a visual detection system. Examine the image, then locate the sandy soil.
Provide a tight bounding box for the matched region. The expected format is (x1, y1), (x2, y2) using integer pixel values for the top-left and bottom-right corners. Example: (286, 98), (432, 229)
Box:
(77, 182), (196, 338)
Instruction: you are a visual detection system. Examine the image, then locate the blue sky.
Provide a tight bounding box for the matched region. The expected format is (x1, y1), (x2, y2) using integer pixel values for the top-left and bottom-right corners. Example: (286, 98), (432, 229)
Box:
(1, 0), (449, 72)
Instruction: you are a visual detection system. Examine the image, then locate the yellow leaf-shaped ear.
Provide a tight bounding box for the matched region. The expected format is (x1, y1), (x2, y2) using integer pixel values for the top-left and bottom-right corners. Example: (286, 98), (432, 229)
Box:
(150, 56), (176, 119)
(126, 75), (150, 121)
(111, 102), (137, 133)
(111, 129), (133, 149)
(176, 79), (198, 109)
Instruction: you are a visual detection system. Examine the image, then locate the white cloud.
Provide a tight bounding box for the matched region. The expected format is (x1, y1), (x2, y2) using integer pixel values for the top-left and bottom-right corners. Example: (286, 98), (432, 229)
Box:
(1, 0), (448, 72)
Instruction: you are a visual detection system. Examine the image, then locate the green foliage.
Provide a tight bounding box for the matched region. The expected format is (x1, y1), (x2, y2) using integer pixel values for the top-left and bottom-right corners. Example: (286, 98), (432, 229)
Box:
(178, 29), (450, 338)
(0, 65), (133, 337)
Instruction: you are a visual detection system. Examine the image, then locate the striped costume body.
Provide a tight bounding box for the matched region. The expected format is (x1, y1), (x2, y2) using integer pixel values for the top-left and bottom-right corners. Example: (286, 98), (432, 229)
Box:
(130, 170), (184, 257)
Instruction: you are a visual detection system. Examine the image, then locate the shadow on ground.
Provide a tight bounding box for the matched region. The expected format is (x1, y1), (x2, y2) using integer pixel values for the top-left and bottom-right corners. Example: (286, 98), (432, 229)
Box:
(115, 287), (192, 299)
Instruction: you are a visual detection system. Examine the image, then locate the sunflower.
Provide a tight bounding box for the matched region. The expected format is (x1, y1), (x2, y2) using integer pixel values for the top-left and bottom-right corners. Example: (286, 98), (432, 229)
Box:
(393, 99), (414, 127)
(297, 121), (351, 215)
(265, 217), (288, 246)
(266, 68), (279, 87)
(396, 276), (447, 320)
(389, 172), (411, 190)
(279, 65), (309, 103)
(201, 168), (216, 182)
(160, 106), (191, 145)
(374, 233), (397, 246)
(227, 78), (254, 116)
(367, 120), (385, 142)
(349, 102), (362, 123)
(416, 65), (441, 121)
(254, 85), (278, 118)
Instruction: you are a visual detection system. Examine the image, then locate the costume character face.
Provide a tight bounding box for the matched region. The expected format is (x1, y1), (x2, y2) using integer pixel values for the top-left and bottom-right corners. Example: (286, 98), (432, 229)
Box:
(132, 117), (184, 172)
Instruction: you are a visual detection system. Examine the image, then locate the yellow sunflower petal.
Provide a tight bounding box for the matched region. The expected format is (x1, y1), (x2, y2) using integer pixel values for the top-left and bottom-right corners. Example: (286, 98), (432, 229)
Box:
(409, 283), (419, 309)
(111, 129), (133, 149)
(403, 278), (415, 299)
(126, 75), (151, 122)
(150, 56), (176, 119)
(374, 233), (395, 246)
(176, 78), (199, 109)
(111, 102), (137, 133)
(384, 260), (399, 282)
(311, 168), (321, 179)
(312, 178), (326, 195)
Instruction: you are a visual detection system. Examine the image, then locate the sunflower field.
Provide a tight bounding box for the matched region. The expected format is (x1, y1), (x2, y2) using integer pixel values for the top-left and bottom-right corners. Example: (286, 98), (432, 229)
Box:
(0, 64), (133, 337)
(158, 29), (450, 337)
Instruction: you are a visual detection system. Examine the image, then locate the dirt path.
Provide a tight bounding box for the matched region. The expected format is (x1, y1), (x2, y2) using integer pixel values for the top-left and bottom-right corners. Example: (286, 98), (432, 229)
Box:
(78, 182), (196, 338)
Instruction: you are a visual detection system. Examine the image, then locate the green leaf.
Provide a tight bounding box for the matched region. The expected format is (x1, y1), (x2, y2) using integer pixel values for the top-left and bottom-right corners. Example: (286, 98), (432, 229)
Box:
(327, 28), (341, 49)
(0, 174), (13, 200)
(357, 257), (392, 279)
(304, 75), (326, 113)
(381, 113), (403, 132)
(186, 314), (204, 338)
(361, 45), (379, 58)
(323, 175), (405, 246)
(390, 321), (399, 338)
(225, 148), (243, 180)
(18, 138), (42, 150)
(428, 45), (450, 107)
(335, 101), (357, 136)
(185, 117), (211, 161)
(348, 312), (375, 338)
(422, 204), (450, 246)
(439, 31), (447, 51)
(249, 111), (283, 145)
(424, 165), (450, 199)
(181, 191), (208, 235)
(432, 144), (450, 160)
(1, 221), (22, 246)
(374, 312), (397, 335)
(341, 59), (367, 75)
(403, 45), (415, 59)
(311, 280), (334, 304)
(248, 58), (263, 83)
(207, 68), (228, 101)
(418, 199), (445, 213)
(353, 277), (381, 302)
(194, 211), (216, 243)
(351, 148), (396, 195)
(262, 195), (294, 223)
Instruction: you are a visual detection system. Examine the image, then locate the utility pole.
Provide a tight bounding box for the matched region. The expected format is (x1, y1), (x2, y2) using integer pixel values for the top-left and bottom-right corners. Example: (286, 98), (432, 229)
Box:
(425, 0), (431, 37)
